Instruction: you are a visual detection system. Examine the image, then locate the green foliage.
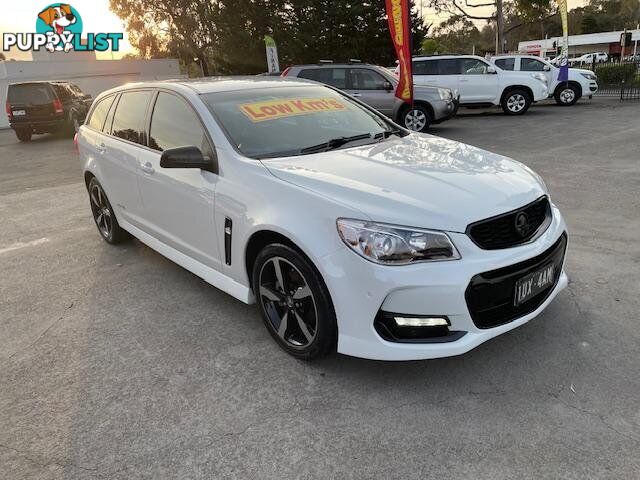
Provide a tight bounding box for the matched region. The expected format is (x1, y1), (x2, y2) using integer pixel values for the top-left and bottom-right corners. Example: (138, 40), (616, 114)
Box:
(595, 63), (638, 84)
(420, 39), (442, 55)
(109, 0), (429, 75)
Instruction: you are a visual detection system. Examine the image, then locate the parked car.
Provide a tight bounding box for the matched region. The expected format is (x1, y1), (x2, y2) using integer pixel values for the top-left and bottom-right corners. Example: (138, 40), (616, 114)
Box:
(5, 81), (92, 142)
(77, 78), (568, 361)
(569, 52), (609, 65)
(282, 63), (458, 132)
(399, 55), (549, 115)
(491, 54), (598, 106)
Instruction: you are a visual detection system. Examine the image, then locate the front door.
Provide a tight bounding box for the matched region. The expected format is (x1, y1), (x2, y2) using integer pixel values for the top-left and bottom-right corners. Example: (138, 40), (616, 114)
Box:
(346, 68), (396, 116)
(136, 91), (221, 269)
(458, 58), (499, 103)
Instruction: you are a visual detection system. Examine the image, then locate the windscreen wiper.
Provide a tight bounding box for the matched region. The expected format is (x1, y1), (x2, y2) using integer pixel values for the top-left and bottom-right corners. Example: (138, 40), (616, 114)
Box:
(374, 128), (403, 140)
(299, 133), (373, 154)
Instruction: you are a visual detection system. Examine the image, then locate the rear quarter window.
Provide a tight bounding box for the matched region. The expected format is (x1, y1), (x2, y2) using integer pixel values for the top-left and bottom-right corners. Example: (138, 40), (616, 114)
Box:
(87, 95), (115, 131)
(8, 84), (53, 105)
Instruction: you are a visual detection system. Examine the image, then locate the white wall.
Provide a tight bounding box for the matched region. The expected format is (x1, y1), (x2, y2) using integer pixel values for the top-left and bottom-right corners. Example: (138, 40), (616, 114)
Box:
(1, 58), (184, 128)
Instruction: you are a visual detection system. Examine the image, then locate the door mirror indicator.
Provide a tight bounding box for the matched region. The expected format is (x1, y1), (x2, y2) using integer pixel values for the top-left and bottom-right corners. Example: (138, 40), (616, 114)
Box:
(160, 146), (216, 173)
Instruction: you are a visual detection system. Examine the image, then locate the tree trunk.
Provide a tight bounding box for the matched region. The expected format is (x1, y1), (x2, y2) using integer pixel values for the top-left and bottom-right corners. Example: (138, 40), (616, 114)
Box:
(197, 52), (210, 77)
(496, 0), (504, 54)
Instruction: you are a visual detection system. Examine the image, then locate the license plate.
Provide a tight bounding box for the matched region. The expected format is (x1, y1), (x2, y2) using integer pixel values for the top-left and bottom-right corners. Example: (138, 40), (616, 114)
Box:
(12, 110), (26, 116)
(514, 263), (555, 306)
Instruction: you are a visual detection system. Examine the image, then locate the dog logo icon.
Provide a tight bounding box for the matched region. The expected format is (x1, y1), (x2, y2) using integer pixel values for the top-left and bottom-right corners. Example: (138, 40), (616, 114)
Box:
(37, 4), (80, 52)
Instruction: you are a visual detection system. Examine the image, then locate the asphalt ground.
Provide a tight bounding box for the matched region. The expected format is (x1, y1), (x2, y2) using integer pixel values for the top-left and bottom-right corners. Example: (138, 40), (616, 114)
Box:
(1, 97), (639, 479)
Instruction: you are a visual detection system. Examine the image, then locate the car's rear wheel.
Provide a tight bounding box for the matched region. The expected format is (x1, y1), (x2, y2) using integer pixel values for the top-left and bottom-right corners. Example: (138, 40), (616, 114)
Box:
(15, 128), (32, 142)
(253, 244), (337, 360)
(402, 105), (432, 132)
(554, 84), (579, 106)
(501, 89), (532, 115)
(87, 177), (130, 244)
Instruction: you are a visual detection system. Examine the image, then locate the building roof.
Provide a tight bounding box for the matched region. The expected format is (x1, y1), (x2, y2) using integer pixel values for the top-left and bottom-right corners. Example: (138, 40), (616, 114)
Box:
(519, 29), (640, 51)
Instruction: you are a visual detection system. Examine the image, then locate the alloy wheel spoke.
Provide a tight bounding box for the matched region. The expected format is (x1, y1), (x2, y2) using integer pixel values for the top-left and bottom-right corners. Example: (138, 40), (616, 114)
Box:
(96, 213), (103, 227)
(277, 311), (289, 338)
(90, 190), (100, 208)
(293, 310), (313, 343)
(260, 285), (283, 302)
(272, 258), (286, 293)
(292, 284), (312, 300)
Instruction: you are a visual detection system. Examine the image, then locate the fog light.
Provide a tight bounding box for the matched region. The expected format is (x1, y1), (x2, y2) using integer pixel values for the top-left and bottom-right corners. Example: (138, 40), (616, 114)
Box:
(393, 316), (450, 328)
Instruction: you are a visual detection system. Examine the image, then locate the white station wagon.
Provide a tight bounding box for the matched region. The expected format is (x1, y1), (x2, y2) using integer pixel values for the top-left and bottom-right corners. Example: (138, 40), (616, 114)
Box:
(77, 78), (568, 361)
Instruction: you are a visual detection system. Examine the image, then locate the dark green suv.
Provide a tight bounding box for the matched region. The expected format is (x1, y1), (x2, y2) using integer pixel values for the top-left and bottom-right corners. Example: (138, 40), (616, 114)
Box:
(5, 81), (92, 142)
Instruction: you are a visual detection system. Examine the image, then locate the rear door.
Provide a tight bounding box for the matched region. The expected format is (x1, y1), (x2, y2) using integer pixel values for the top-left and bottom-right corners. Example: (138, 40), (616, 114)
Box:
(458, 58), (498, 103)
(7, 83), (57, 125)
(99, 90), (153, 227)
(412, 59), (441, 87)
(345, 68), (395, 116)
(136, 90), (221, 268)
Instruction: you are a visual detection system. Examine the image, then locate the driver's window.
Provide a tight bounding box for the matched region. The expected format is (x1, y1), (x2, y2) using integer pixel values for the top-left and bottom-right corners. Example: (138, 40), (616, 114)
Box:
(350, 69), (389, 90)
(460, 59), (489, 75)
(521, 58), (546, 71)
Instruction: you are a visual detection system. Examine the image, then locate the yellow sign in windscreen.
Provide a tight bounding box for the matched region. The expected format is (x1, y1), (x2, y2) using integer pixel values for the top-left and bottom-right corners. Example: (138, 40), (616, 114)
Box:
(239, 97), (348, 122)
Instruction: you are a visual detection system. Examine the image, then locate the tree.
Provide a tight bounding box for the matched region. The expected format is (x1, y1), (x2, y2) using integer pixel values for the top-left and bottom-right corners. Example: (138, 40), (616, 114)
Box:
(420, 38), (442, 55)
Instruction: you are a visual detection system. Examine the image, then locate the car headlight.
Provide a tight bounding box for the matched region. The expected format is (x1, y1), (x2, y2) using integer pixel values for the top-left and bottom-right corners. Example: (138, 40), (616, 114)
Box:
(336, 219), (460, 265)
(438, 88), (452, 101)
(532, 72), (548, 84)
(580, 72), (597, 81)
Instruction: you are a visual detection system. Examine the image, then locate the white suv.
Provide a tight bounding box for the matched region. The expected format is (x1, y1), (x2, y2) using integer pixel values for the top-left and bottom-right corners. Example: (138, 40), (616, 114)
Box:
(491, 55), (598, 106)
(77, 78), (568, 361)
(398, 55), (548, 115)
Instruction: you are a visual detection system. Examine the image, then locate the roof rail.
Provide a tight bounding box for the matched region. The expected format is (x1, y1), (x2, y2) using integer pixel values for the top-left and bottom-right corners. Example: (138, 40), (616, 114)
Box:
(348, 58), (362, 64)
(318, 59), (333, 64)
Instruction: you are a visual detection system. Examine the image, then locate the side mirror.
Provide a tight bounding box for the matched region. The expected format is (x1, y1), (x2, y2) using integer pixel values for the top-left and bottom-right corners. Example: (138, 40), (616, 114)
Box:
(383, 81), (394, 91)
(543, 65), (551, 71)
(486, 66), (497, 74)
(160, 146), (216, 173)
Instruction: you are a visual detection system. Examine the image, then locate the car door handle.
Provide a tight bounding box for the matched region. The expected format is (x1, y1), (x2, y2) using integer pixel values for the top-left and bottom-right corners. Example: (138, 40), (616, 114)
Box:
(96, 142), (106, 154)
(140, 162), (155, 175)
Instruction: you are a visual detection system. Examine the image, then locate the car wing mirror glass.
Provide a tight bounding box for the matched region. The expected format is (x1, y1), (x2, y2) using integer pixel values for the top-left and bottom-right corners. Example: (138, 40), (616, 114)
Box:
(160, 146), (215, 173)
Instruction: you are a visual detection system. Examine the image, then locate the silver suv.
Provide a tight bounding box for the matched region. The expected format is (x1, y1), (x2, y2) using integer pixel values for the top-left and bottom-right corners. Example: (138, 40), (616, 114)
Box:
(282, 63), (458, 132)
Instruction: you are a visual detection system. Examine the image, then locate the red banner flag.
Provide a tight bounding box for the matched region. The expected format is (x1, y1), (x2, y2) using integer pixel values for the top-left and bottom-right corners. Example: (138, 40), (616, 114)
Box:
(385, 0), (413, 104)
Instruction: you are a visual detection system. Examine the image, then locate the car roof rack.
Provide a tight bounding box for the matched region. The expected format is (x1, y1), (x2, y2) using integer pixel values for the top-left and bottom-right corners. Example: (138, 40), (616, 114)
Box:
(348, 59), (362, 64)
(318, 59), (334, 64)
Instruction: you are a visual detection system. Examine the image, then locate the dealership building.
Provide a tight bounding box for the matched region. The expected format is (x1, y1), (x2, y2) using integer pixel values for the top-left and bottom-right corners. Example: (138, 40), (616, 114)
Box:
(518, 29), (640, 59)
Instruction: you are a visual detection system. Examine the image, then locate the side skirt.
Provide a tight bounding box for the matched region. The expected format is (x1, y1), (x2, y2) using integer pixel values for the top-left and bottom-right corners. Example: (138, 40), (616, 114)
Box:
(119, 219), (255, 304)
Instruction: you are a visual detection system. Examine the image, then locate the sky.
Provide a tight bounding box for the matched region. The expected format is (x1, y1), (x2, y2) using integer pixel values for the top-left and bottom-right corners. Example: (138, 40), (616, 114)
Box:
(1, 0), (589, 61)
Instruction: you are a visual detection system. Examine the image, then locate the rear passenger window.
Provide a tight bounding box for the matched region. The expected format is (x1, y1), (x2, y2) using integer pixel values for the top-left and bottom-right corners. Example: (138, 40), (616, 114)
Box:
(110, 91), (153, 145)
(149, 92), (213, 158)
(413, 60), (438, 75)
(87, 95), (115, 131)
(494, 58), (515, 71)
(298, 68), (348, 89)
(438, 59), (460, 75)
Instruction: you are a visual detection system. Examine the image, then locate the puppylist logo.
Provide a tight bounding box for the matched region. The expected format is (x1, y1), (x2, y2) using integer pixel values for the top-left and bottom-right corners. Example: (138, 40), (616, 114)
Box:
(2, 3), (123, 54)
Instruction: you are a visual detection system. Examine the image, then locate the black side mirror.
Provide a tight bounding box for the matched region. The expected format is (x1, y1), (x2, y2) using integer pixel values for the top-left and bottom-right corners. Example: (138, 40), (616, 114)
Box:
(160, 146), (216, 173)
(383, 81), (394, 91)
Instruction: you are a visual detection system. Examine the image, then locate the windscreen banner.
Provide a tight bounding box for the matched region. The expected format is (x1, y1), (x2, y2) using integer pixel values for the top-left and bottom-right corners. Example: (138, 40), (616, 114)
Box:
(557, 0), (569, 82)
(385, 0), (413, 104)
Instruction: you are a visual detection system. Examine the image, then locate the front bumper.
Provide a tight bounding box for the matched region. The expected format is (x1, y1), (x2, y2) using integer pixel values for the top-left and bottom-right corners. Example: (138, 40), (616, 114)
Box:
(318, 204), (568, 360)
(432, 96), (459, 123)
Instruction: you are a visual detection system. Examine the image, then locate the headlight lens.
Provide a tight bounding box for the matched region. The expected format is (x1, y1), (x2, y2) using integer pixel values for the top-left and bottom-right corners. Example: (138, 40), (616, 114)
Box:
(336, 219), (460, 265)
(438, 88), (452, 101)
(580, 72), (597, 81)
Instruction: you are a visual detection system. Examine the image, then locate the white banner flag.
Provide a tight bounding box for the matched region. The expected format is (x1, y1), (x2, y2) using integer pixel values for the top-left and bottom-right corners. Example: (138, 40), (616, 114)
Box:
(264, 35), (280, 73)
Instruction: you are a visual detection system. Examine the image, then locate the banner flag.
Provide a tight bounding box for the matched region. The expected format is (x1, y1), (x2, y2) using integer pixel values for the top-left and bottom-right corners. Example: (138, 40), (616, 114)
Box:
(385, 0), (413, 104)
(557, 0), (569, 82)
(264, 35), (280, 73)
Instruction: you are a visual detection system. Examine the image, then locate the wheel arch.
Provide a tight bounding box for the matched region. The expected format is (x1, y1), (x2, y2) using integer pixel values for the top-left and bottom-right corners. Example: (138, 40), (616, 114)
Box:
(395, 100), (435, 123)
(554, 80), (582, 98)
(500, 85), (534, 103)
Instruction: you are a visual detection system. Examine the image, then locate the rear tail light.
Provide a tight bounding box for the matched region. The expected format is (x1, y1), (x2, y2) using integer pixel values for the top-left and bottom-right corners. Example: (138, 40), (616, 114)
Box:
(281, 66), (292, 77)
(53, 98), (63, 114)
(6, 102), (12, 121)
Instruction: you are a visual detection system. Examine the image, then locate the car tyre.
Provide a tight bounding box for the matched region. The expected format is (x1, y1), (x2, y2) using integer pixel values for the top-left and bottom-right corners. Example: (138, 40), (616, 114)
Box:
(87, 177), (131, 244)
(554, 84), (579, 106)
(15, 129), (32, 142)
(402, 104), (432, 132)
(501, 89), (532, 115)
(253, 244), (337, 360)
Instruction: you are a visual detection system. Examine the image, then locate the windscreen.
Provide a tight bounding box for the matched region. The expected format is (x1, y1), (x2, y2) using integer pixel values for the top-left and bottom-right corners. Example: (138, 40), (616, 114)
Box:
(201, 86), (392, 159)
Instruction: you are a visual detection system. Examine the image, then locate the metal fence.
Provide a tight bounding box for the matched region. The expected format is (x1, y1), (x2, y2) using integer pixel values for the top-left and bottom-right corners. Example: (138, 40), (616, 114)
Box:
(584, 59), (640, 100)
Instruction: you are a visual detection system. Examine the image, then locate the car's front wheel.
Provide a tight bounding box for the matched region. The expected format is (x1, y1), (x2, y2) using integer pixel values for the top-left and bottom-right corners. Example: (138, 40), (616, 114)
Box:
(501, 89), (532, 115)
(402, 105), (432, 132)
(87, 177), (130, 244)
(554, 84), (579, 106)
(253, 244), (337, 360)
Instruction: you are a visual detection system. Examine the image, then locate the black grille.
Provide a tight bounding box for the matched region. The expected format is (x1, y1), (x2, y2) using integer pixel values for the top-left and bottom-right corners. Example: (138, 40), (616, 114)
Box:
(465, 232), (567, 329)
(467, 196), (551, 250)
